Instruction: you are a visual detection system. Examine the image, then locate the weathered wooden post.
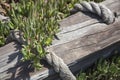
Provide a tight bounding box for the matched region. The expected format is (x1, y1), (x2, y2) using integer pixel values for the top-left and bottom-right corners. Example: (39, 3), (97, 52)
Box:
(0, 0), (120, 80)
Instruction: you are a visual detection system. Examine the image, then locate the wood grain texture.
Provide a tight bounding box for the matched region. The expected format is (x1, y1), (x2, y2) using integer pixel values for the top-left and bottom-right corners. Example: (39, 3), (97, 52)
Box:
(0, 0), (120, 80)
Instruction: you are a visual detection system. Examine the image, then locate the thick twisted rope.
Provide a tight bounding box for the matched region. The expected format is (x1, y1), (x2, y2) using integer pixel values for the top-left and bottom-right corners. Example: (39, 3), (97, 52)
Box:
(5, 1), (116, 80)
(45, 48), (76, 80)
(0, 14), (9, 22)
(71, 1), (115, 24)
(6, 30), (25, 44)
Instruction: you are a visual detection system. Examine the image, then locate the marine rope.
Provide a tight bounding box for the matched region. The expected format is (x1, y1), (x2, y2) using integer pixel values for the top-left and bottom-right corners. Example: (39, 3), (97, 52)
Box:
(71, 1), (116, 24)
(5, 1), (116, 80)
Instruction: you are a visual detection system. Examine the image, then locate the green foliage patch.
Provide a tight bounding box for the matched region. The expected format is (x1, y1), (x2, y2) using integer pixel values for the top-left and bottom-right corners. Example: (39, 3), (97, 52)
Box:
(0, 0), (82, 69)
(0, 0), (103, 69)
(77, 52), (120, 80)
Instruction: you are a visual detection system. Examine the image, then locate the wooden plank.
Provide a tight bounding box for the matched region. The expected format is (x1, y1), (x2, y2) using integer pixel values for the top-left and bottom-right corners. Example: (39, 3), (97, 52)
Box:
(56, 0), (120, 45)
(0, 0), (119, 80)
(51, 18), (120, 64)
(0, 42), (22, 79)
(59, 0), (120, 27)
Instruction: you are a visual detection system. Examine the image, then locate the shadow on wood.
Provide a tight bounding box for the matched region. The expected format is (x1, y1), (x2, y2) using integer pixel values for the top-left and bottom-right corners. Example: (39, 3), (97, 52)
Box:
(0, 42), (33, 80)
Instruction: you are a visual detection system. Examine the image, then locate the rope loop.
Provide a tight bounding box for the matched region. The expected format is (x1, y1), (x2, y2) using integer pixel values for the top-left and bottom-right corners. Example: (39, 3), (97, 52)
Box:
(71, 1), (115, 24)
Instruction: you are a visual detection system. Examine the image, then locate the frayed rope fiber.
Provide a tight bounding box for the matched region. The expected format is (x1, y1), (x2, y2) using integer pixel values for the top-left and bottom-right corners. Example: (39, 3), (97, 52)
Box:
(5, 1), (116, 80)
